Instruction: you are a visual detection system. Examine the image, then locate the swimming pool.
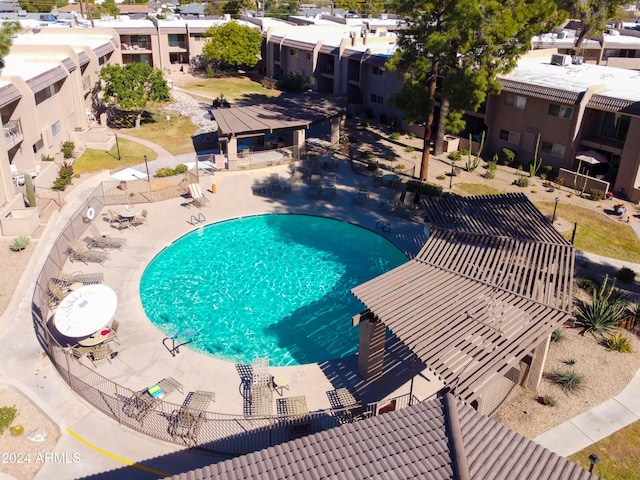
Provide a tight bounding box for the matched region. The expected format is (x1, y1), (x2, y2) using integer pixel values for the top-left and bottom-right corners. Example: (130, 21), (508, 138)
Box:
(140, 214), (407, 366)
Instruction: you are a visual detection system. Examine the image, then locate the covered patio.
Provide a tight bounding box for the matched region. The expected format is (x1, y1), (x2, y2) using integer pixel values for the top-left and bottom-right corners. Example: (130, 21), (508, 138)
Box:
(352, 193), (576, 414)
(212, 93), (346, 169)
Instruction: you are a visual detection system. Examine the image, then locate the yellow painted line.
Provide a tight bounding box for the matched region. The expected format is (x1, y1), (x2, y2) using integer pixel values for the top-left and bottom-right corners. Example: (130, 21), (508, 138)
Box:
(66, 428), (171, 477)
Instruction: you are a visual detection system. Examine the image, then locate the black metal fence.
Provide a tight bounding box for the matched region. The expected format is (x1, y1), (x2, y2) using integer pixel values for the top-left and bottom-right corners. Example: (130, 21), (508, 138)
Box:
(32, 180), (418, 455)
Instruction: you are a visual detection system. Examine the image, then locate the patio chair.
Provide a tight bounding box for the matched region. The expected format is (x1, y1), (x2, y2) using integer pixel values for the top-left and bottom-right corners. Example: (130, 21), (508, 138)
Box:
(169, 390), (214, 445)
(123, 391), (156, 425)
(187, 183), (210, 208)
(51, 271), (104, 287)
(131, 209), (148, 228)
(107, 209), (131, 230)
(322, 174), (337, 198)
(68, 346), (90, 362)
(47, 279), (68, 307)
(354, 181), (369, 204)
(103, 319), (120, 345)
(87, 343), (113, 368)
(68, 240), (110, 265)
(269, 174), (283, 196)
(87, 225), (127, 250)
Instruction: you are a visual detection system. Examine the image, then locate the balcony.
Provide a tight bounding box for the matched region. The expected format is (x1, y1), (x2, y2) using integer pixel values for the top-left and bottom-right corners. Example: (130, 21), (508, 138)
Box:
(581, 129), (625, 154)
(168, 41), (187, 50)
(121, 43), (150, 52)
(82, 77), (92, 93)
(3, 120), (23, 150)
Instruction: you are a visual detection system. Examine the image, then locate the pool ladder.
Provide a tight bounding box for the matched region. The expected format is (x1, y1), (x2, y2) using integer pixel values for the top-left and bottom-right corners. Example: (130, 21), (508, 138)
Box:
(376, 220), (391, 233)
(163, 329), (200, 357)
(189, 212), (206, 226)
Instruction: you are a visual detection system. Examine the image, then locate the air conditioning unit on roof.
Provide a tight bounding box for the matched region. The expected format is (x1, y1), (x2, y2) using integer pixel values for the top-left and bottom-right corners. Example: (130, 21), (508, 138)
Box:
(550, 53), (571, 66)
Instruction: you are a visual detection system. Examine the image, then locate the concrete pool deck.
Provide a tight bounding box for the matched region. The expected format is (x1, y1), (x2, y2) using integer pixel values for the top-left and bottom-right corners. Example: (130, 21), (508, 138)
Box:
(1, 157), (444, 479)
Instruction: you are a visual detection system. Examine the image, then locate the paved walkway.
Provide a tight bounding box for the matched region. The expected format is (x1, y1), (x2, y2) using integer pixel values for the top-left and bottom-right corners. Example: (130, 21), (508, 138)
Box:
(2, 134), (640, 478)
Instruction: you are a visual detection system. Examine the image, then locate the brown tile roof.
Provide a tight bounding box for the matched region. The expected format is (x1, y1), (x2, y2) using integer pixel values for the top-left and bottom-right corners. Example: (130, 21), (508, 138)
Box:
(212, 93), (346, 138)
(588, 94), (640, 116)
(168, 394), (598, 480)
(500, 78), (581, 104)
(352, 193), (575, 404)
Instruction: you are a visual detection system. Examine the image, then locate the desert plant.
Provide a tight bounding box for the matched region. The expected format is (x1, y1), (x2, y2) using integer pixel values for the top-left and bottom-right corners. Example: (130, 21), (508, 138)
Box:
(514, 176), (530, 187)
(484, 161), (497, 179)
(24, 174), (36, 207)
(589, 188), (606, 201)
(390, 131), (400, 141)
(565, 358), (577, 366)
(363, 150), (375, 160)
(405, 145), (415, 153)
(40, 154), (54, 162)
(605, 332), (633, 352)
(575, 276), (627, 335)
(540, 395), (556, 406)
(549, 370), (585, 394)
(466, 132), (484, 172)
(395, 163), (405, 171)
(448, 150), (461, 162)
(60, 140), (75, 159)
(555, 176), (565, 187)
(366, 161), (379, 172)
(436, 174), (445, 180)
(9, 235), (29, 252)
(577, 276), (599, 293)
(0, 405), (17, 434)
(529, 133), (543, 178)
(551, 328), (565, 342)
(499, 147), (516, 166)
(617, 266), (636, 284)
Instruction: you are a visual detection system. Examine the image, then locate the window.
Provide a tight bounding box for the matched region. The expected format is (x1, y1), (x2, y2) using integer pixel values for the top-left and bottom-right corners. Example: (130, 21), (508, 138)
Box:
(290, 48), (297, 56)
(499, 129), (520, 144)
(548, 104), (573, 119)
(32, 135), (44, 153)
(51, 121), (61, 138)
(370, 94), (384, 104)
(34, 82), (61, 105)
(541, 141), (565, 158)
(372, 66), (385, 76)
(505, 93), (526, 109)
(193, 35), (205, 42)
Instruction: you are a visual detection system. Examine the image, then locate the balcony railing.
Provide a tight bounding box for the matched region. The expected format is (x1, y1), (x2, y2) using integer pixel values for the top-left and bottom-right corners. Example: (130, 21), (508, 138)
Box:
(168, 41), (187, 49)
(4, 119), (23, 149)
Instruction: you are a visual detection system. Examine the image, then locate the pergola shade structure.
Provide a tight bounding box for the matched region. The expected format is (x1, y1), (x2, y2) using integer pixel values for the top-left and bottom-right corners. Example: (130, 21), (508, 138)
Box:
(351, 193), (575, 407)
(213, 93), (346, 138)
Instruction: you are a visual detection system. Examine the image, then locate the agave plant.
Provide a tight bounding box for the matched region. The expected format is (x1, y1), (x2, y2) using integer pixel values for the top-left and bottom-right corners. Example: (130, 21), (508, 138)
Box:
(9, 235), (30, 252)
(574, 276), (627, 336)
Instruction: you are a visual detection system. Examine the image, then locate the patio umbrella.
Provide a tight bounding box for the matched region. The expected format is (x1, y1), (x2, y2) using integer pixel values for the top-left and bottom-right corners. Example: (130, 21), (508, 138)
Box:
(576, 150), (607, 165)
(55, 285), (118, 338)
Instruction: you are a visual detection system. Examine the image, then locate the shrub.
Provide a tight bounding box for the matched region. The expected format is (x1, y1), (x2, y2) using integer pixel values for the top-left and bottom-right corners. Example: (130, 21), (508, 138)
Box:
(549, 370), (585, 393)
(390, 132), (400, 141)
(514, 176), (529, 187)
(0, 405), (17, 434)
(499, 147), (516, 166)
(52, 161), (74, 191)
(9, 235), (29, 252)
(405, 145), (415, 153)
(575, 276), (627, 335)
(577, 276), (599, 293)
(154, 164), (188, 177)
(436, 174), (446, 180)
(408, 132), (416, 138)
(605, 332), (633, 352)
(61, 141), (75, 159)
(565, 358), (577, 366)
(40, 154), (54, 162)
(363, 150), (374, 160)
(276, 72), (307, 93)
(543, 165), (554, 178)
(395, 164), (405, 171)
(589, 188), (605, 201)
(555, 177), (565, 187)
(366, 161), (379, 172)
(448, 151), (461, 161)
(539, 395), (556, 406)
(551, 328), (565, 342)
(617, 266), (636, 284)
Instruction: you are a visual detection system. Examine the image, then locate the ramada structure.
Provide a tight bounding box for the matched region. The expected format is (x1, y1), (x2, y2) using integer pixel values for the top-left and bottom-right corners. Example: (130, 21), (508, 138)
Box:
(353, 193), (574, 415)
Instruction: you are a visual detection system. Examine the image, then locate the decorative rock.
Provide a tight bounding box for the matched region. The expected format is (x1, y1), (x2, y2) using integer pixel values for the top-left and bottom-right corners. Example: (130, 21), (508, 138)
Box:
(26, 428), (45, 443)
(9, 425), (24, 436)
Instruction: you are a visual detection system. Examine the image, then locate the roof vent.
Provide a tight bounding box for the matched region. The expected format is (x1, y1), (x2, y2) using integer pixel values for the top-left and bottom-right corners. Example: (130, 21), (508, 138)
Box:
(550, 53), (571, 66)
(572, 55), (583, 65)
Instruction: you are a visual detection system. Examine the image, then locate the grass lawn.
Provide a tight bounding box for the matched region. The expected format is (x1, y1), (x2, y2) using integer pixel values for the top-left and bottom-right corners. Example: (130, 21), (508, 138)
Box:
(118, 104), (198, 156)
(74, 137), (158, 174)
(534, 201), (640, 263)
(177, 76), (281, 104)
(569, 421), (640, 480)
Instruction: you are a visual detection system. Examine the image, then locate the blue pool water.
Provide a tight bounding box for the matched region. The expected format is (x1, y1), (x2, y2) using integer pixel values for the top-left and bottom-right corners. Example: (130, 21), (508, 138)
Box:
(140, 214), (407, 366)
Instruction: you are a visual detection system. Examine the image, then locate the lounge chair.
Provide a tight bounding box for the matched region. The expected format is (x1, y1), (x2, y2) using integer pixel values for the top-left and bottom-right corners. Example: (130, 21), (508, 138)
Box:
(381, 189), (403, 212)
(354, 181), (369, 204)
(321, 174), (337, 198)
(87, 225), (127, 250)
(169, 390), (214, 445)
(131, 209), (148, 228)
(187, 183), (210, 208)
(249, 357), (273, 415)
(68, 239), (110, 265)
(123, 377), (183, 425)
(87, 343), (113, 368)
(51, 271), (104, 287)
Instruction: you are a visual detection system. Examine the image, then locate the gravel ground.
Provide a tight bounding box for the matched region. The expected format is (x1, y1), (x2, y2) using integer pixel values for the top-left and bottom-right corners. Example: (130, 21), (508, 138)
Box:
(491, 326), (640, 439)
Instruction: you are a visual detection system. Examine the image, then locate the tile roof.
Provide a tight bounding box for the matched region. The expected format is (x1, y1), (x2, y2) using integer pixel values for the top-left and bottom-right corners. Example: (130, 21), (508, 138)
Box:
(169, 394), (598, 480)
